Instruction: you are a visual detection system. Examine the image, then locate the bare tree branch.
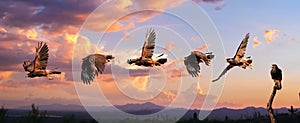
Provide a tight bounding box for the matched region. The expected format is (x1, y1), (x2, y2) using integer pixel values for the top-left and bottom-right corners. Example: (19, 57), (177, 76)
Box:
(267, 86), (277, 123)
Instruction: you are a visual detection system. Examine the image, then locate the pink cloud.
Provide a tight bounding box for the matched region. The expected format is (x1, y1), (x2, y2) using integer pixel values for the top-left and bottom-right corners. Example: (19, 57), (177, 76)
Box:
(196, 45), (208, 51)
(264, 29), (279, 43)
(163, 42), (175, 51)
(252, 36), (262, 48)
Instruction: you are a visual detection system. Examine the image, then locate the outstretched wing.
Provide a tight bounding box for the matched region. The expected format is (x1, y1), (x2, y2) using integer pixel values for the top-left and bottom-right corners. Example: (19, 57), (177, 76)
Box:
(81, 54), (107, 84)
(141, 28), (156, 59)
(212, 65), (234, 82)
(33, 42), (49, 70)
(184, 58), (200, 77)
(183, 51), (205, 77)
(234, 33), (249, 61)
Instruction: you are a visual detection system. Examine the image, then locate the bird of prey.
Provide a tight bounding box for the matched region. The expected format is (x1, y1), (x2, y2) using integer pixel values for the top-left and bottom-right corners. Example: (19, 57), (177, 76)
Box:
(127, 28), (167, 67)
(212, 33), (253, 82)
(184, 51), (215, 77)
(23, 42), (61, 80)
(270, 64), (282, 90)
(81, 54), (114, 84)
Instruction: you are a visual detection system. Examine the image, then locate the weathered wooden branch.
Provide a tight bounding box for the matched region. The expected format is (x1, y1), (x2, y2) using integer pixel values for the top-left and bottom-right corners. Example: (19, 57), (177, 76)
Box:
(267, 86), (277, 123)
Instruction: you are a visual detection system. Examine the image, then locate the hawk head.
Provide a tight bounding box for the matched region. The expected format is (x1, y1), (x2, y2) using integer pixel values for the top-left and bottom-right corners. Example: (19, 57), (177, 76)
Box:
(105, 55), (115, 62)
(205, 52), (215, 60)
(271, 64), (278, 69)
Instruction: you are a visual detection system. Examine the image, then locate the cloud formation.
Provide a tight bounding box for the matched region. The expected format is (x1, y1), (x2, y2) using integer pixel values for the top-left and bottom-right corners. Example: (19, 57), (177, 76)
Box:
(252, 36), (262, 48)
(264, 29), (279, 43)
(193, 0), (224, 4)
(0, 0), (102, 32)
(164, 42), (175, 51)
(196, 45), (208, 51)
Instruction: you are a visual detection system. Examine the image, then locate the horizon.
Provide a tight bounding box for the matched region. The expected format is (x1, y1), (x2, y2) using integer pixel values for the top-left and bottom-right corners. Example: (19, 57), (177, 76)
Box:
(7, 101), (299, 111)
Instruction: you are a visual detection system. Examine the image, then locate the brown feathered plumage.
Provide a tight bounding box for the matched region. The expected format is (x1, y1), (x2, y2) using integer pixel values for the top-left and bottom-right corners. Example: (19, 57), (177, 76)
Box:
(212, 33), (253, 82)
(271, 64), (282, 90)
(81, 54), (114, 84)
(23, 42), (61, 79)
(184, 51), (214, 77)
(127, 28), (167, 67)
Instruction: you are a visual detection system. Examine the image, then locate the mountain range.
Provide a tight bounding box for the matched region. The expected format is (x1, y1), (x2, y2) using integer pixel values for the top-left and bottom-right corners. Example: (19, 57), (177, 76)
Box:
(14, 102), (298, 120)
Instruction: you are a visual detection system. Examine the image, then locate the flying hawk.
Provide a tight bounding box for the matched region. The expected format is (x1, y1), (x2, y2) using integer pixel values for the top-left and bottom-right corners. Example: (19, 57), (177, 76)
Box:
(23, 42), (61, 80)
(81, 54), (114, 84)
(212, 33), (253, 82)
(184, 51), (214, 77)
(127, 28), (167, 67)
(270, 64), (282, 90)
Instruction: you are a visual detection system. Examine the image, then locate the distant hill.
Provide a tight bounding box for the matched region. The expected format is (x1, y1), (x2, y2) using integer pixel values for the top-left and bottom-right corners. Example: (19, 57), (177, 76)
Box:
(181, 106), (297, 121)
(114, 102), (165, 115)
(14, 103), (299, 120)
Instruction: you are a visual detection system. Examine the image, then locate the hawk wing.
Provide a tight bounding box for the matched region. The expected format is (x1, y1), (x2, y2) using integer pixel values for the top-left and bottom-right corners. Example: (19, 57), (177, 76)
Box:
(81, 54), (107, 84)
(212, 65), (234, 82)
(33, 42), (49, 70)
(141, 28), (156, 59)
(271, 68), (282, 81)
(184, 59), (200, 77)
(233, 33), (249, 61)
(183, 51), (203, 77)
(184, 51), (213, 77)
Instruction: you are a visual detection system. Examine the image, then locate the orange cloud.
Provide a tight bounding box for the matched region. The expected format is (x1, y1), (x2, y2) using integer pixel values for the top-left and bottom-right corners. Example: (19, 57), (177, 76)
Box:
(252, 36), (262, 48)
(115, 0), (132, 10)
(107, 22), (135, 32)
(64, 33), (78, 44)
(18, 28), (38, 40)
(84, 1), (185, 32)
(120, 10), (163, 23)
(0, 27), (7, 33)
(130, 76), (149, 91)
(136, 11), (162, 23)
(196, 45), (208, 51)
(196, 82), (203, 94)
(164, 42), (174, 51)
(162, 60), (189, 78)
(72, 35), (105, 61)
(264, 30), (279, 42)
(161, 90), (176, 102)
(133, 0), (184, 10)
(0, 71), (13, 80)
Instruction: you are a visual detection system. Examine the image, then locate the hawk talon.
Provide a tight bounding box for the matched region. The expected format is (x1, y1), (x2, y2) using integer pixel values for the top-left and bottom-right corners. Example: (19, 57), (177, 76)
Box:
(249, 64), (253, 69)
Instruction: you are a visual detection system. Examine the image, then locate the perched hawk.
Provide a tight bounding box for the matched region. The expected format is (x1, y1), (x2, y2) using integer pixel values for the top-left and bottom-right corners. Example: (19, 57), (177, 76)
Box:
(23, 42), (61, 80)
(212, 33), (253, 82)
(127, 28), (167, 67)
(184, 51), (214, 77)
(81, 54), (114, 84)
(271, 64), (282, 90)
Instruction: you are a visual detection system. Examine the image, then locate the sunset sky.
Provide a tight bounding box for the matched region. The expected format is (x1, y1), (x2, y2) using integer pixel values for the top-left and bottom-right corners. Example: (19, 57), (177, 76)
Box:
(0, 0), (299, 111)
